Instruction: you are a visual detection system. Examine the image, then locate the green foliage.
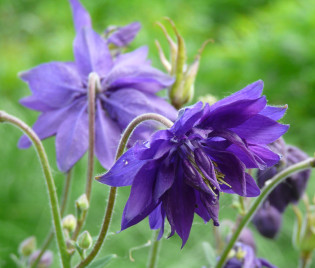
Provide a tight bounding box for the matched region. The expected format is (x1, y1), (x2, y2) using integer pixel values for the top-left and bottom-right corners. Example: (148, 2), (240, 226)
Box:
(0, 0), (314, 267)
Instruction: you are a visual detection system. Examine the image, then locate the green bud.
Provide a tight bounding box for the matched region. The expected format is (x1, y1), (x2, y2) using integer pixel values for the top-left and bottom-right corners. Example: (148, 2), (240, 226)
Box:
(77, 231), (93, 250)
(155, 18), (212, 109)
(62, 214), (77, 233)
(18, 236), (36, 257)
(76, 194), (89, 212)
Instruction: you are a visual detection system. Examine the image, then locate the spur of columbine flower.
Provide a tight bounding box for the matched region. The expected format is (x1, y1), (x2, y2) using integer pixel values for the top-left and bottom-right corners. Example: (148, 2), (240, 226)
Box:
(97, 80), (289, 246)
(18, 0), (176, 172)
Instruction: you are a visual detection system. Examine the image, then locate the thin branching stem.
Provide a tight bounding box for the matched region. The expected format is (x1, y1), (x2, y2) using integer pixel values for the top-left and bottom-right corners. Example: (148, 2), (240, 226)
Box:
(0, 111), (70, 268)
(76, 113), (173, 268)
(215, 157), (315, 268)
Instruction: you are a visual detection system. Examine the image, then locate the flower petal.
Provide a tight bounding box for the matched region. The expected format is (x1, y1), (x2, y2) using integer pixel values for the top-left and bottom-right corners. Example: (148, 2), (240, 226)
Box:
(19, 62), (83, 108)
(55, 102), (89, 172)
(114, 46), (148, 67)
(94, 100), (121, 169)
(149, 203), (166, 240)
(107, 22), (141, 47)
(19, 96), (54, 112)
(259, 105), (287, 121)
(231, 114), (289, 144)
(249, 144), (280, 167)
(107, 65), (174, 93)
(210, 80), (263, 111)
(96, 146), (146, 187)
(74, 28), (113, 77)
(69, 0), (92, 32)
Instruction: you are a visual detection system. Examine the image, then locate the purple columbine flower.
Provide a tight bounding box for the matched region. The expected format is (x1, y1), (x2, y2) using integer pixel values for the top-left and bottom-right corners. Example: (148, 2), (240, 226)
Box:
(224, 242), (276, 268)
(18, 0), (176, 172)
(253, 138), (310, 238)
(98, 80), (289, 246)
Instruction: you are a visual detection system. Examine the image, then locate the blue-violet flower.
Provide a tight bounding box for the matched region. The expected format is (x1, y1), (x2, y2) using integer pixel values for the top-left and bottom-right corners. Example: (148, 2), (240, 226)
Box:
(18, 0), (176, 172)
(98, 80), (289, 246)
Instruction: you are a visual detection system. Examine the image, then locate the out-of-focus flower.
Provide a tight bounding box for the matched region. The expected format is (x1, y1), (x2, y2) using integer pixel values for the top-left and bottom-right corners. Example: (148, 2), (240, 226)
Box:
(253, 138), (311, 238)
(18, 236), (36, 257)
(98, 80), (288, 246)
(224, 242), (276, 268)
(155, 18), (211, 109)
(105, 22), (141, 48)
(252, 204), (282, 239)
(18, 0), (176, 172)
(29, 250), (53, 268)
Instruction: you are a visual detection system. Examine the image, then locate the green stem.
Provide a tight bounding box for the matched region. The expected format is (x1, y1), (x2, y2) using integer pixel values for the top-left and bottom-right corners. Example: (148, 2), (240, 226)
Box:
(31, 170), (73, 268)
(72, 72), (98, 241)
(76, 113), (173, 268)
(215, 157), (315, 268)
(299, 251), (313, 268)
(147, 230), (161, 268)
(0, 111), (70, 268)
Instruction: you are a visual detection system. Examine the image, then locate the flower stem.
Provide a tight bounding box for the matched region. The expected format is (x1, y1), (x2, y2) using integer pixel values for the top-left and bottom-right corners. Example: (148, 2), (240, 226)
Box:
(147, 230), (161, 268)
(31, 170), (73, 268)
(215, 157), (315, 268)
(72, 72), (98, 241)
(299, 252), (313, 268)
(0, 111), (70, 268)
(76, 113), (173, 268)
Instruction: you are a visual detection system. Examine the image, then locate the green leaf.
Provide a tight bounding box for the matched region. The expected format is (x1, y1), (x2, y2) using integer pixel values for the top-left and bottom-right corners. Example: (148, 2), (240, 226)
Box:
(87, 254), (117, 268)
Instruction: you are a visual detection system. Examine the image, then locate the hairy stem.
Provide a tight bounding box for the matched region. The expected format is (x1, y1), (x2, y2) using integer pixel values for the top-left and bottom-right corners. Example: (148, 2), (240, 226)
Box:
(76, 113), (173, 267)
(215, 157), (315, 268)
(72, 73), (98, 241)
(0, 111), (70, 268)
(147, 230), (161, 268)
(31, 170), (73, 268)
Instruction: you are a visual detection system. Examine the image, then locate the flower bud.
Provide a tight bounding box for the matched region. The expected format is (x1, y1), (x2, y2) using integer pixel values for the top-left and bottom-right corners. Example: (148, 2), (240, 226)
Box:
(77, 231), (92, 250)
(29, 250), (53, 268)
(253, 205), (282, 239)
(18, 236), (36, 257)
(155, 18), (211, 109)
(62, 214), (77, 233)
(76, 194), (89, 212)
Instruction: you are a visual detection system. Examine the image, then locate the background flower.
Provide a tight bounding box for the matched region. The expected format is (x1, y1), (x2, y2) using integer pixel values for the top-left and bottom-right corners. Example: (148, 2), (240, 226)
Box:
(18, 0), (176, 172)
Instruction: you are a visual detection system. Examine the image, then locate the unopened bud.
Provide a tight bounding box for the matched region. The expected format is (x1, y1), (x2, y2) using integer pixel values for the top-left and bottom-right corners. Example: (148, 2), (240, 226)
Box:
(62, 214), (77, 233)
(77, 231), (92, 250)
(29, 250), (53, 268)
(76, 194), (89, 212)
(18, 236), (36, 257)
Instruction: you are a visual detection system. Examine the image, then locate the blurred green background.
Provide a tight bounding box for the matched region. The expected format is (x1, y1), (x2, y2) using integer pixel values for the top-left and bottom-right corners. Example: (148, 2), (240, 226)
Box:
(0, 0), (315, 267)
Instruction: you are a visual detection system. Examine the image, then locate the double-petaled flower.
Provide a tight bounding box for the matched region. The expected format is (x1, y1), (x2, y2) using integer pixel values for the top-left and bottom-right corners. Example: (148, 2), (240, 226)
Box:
(98, 80), (289, 246)
(18, 0), (176, 172)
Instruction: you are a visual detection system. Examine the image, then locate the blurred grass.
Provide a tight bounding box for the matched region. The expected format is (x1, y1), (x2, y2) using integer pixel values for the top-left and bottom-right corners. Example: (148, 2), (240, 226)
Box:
(0, 0), (315, 267)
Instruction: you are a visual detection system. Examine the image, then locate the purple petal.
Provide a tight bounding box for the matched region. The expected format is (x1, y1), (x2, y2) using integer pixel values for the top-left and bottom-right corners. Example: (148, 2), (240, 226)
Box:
(56, 102), (89, 172)
(94, 100), (121, 169)
(20, 96), (54, 112)
(74, 28), (113, 77)
(257, 258), (277, 268)
(259, 105), (287, 121)
(202, 97), (267, 130)
(249, 144), (280, 167)
(149, 204), (166, 240)
(96, 146), (146, 187)
(18, 102), (79, 148)
(19, 62), (83, 108)
(199, 192), (220, 226)
(68, 0), (92, 32)
(114, 46), (148, 69)
(210, 80), (264, 111)
(107, 22), (141, 47)
(107, 65), (174, 93)
(153, 156), (175, 201)
(163, 169), (196, 247)
(231, 115), (289, 144)
(121, 161), (158, 229)
(172, 102), (204, 136)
